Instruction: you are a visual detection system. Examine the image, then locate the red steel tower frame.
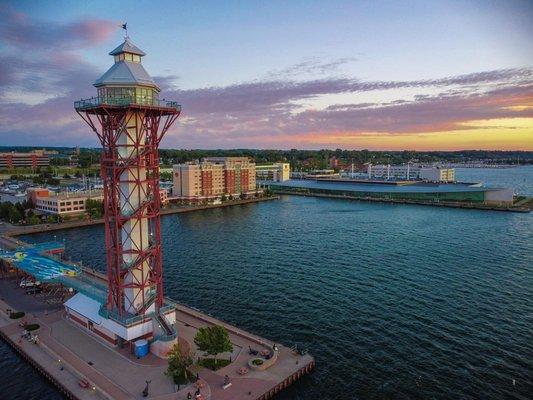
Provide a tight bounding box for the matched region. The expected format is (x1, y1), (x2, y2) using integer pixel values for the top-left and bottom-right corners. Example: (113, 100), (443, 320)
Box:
(76, 103), (180, 316)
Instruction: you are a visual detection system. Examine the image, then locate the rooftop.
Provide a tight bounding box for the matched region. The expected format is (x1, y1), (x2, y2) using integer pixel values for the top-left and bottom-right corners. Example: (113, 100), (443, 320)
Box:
(37, 189), (104, 201)
(0, 243), (79, 281)
(94, 60), (158, 89)
(268, 179), (506, 194)
(108, 38), (146, 56)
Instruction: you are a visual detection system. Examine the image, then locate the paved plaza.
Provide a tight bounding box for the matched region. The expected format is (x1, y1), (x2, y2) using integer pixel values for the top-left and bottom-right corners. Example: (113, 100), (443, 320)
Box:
(0, 279), (314, 400)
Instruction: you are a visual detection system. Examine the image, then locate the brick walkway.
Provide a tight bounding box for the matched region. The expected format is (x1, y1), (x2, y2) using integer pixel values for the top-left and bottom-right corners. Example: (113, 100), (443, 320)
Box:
(1, 283), (314, 400)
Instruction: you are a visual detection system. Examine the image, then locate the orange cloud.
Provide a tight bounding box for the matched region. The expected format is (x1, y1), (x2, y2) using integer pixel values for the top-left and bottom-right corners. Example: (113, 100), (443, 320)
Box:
(236, 118), (533, 150)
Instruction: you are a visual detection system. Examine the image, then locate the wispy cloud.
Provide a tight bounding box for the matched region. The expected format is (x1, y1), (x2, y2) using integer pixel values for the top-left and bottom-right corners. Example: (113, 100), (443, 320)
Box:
(265, 57), (357, 79)
(0, 8), (531, 149)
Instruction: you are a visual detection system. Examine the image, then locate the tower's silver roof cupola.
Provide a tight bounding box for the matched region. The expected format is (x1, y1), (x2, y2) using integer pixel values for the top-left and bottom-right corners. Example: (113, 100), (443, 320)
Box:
(94, 38), (159, 90)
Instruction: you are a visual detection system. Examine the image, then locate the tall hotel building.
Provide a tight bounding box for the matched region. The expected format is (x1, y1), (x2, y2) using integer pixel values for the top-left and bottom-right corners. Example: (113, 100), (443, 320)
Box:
(172, 157), (257, 202)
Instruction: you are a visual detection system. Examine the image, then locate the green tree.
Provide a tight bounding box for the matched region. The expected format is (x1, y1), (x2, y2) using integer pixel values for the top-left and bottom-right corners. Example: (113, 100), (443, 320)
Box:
(8, 206), (23, 223)
(160, 171), (172, 181)
(165, 343), (194, 385)
(85, 199), (104, 218)
(0, 202), (11, 220)
(27, 214), (41, 225)
(47, 214), (60, 223)
(194, 325), (233, 367)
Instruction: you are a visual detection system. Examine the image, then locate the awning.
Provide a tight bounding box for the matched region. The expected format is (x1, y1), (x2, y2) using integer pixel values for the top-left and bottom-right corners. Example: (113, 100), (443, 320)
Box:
(64, 293), (102, 324)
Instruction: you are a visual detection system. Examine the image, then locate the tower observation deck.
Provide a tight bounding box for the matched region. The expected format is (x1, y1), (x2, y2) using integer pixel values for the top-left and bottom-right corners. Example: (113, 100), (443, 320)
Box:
(75, 36), (180, 330)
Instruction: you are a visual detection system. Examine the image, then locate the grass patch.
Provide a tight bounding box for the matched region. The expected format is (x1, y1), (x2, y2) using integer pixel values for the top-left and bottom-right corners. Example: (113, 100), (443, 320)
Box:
(26, 324), (40, 331)
(9, 311), (25, 319)
(198, 358), (231, 371)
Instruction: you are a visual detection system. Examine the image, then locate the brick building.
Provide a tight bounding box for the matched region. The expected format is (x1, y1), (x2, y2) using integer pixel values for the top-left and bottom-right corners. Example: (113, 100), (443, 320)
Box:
(0, 149), (50, 169)
(172, 157), (258, 202)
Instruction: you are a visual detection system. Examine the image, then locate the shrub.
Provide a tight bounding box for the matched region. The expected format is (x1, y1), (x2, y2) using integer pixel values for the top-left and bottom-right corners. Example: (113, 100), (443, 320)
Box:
(26, 324), (40, 331)
(252, 358), (264, 366)
(9, 311), (25, 319)
(198, 358), (231, 371)
(27, 215), (41, 225)
(165, 343), (194, 385)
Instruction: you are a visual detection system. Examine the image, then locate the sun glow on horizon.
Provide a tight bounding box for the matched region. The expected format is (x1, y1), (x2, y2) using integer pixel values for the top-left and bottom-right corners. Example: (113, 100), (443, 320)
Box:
(258, 118), (533, 151)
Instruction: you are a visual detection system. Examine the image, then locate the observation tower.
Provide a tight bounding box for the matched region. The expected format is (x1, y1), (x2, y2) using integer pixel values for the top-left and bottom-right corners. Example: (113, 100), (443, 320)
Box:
(74, 36), (180, 347)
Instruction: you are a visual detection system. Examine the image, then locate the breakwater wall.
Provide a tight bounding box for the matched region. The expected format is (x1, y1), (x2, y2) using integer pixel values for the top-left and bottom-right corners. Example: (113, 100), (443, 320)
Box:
(273, 190), (531, 213)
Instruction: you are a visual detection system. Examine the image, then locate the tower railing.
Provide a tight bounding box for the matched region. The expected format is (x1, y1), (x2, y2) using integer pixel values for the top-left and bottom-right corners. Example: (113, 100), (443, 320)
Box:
(74, 95), (181, 111)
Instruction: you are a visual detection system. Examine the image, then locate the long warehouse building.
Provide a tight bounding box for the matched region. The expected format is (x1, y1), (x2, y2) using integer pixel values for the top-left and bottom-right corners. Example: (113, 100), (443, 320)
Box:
(268, 180), (514, 206)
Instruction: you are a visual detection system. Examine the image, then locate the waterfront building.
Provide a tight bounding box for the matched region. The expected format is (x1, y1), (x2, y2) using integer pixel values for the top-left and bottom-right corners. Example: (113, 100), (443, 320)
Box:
(0, 149), (50, 169)
(256, 162), (290, 182)
(268, 180), (514, 206)
(29, 188), (104, 216)
(172, 157), (258, 202)
(26, 187), (52, 204)
(419, 167), (455, 182)
(367, 163), (455, 182)
(28, 187), (169, 216)
(203, 157), (257, 194)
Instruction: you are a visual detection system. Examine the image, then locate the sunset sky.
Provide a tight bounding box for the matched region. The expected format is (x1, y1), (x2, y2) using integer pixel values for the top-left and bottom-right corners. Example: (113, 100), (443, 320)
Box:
(1, 0), (532, 150)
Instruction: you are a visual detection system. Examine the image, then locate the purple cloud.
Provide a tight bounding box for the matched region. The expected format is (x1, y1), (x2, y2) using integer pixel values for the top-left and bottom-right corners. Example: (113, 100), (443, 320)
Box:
(1, 70), (532, 148)
(0, 7), (117, 50)
(0, 7), (531, 149)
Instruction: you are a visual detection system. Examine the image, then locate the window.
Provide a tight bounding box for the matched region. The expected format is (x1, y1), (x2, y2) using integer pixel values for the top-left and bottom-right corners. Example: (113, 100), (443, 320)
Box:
(133, 55), (141, 63)
(125, 53), (133, 62)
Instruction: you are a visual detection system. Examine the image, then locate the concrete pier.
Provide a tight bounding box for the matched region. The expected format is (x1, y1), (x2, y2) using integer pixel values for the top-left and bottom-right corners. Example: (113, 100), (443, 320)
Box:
(0, 250), (314, 400)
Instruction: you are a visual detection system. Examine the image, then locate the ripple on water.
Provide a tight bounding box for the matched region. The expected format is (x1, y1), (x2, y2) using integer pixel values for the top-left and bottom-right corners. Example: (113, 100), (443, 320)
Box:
(16, 195), (533, 400)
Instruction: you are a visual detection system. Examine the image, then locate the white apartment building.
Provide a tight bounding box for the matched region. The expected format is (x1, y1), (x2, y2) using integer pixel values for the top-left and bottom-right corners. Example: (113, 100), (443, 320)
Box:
(366, 163), (455, 182)
(28, 188), (104, 216)
(256, 163), (290, 182)
(419, 168), (455, 182)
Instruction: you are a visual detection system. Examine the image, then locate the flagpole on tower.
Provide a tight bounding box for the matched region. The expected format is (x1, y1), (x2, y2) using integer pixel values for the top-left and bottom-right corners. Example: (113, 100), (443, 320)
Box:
(122, 22), (128, 39)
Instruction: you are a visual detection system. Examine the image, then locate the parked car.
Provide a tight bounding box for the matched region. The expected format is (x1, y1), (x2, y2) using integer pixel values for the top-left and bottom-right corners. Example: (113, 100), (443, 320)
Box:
(19, 279), (41, 288)
(25, 287), (43, 295)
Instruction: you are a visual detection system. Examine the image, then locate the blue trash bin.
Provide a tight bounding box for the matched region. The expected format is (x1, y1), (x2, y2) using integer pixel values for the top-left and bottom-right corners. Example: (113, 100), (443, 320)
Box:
(134, 339), (149, 358)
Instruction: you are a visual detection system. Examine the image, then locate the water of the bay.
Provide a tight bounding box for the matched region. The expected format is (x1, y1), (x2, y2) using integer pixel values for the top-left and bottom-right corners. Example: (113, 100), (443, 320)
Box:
(3, 166), (532, 400)
(455, 166), (532, 196)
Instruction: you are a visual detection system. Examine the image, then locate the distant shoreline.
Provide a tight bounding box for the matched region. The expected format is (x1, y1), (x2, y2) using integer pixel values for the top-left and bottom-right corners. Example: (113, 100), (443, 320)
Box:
(2, 196), (279, 237)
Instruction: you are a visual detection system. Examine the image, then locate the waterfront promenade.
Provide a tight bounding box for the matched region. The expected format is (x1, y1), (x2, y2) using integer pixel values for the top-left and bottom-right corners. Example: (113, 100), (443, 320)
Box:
(0, 246), (314, 400)
(0, 196), (279, 239)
